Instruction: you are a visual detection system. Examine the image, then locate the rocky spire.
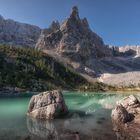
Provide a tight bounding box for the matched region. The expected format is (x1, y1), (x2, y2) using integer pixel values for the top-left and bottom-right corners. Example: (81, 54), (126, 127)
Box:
(70, 6), (80, 20)
(49, 20), (60, 31)
(82, 17), (90, 29)
(36, 6), (112, 59)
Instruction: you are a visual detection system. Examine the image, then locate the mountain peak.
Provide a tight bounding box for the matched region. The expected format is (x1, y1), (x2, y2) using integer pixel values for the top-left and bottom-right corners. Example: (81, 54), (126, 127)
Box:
(36, 6), (112, 60)
(70, 6), (79, 20)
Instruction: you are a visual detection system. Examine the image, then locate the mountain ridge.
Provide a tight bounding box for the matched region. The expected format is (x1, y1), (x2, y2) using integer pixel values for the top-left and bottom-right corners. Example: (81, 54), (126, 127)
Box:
(0, 11), (139, 51)
(0, 14), (41, 47)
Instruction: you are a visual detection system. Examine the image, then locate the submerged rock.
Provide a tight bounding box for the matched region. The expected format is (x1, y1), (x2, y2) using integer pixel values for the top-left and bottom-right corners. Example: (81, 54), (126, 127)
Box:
(27, 90), (68, 119)
(111, 95), (140, 140)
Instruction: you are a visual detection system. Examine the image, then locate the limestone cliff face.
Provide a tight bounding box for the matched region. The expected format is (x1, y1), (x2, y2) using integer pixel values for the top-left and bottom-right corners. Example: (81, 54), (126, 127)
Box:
(0, 15), (41, 47)
(36, 6), (112, 62)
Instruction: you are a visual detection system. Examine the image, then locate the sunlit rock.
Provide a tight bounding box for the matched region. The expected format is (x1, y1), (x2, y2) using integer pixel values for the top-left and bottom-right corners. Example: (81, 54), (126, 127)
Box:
(111, 95), (140, 140)
(117, 95), (140, 114)
(111, 104), (131, 124)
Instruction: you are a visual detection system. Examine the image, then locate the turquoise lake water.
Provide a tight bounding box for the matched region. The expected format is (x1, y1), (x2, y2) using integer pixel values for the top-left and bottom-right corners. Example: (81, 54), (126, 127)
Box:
(0, 91), (140, 140)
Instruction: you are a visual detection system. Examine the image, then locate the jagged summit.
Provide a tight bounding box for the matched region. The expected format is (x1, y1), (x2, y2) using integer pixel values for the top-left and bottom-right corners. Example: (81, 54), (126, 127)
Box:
(70, 6), (80, 20)
(36, 6), (112, 63)
(49, 21), (60, 31)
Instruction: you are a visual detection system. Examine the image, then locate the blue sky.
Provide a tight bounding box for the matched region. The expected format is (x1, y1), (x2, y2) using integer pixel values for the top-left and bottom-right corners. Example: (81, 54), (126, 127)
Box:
(0, 0), (140, 46)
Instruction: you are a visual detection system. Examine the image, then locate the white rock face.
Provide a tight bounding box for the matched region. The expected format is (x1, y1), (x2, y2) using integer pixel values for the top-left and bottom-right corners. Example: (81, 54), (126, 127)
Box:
(27, 90), (68, 119)
(0, 15), (41, 47)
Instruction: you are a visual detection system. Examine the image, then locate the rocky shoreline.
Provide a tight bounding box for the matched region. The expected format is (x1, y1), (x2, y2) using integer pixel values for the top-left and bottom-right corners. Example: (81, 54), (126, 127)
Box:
(1, 86), (140, 97)
(0, 87), (37, 97)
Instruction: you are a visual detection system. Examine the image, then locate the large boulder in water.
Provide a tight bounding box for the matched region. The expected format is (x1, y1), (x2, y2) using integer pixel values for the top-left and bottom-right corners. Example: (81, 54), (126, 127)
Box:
(111, 95), (140, 140)
(27, 90), (68, 119)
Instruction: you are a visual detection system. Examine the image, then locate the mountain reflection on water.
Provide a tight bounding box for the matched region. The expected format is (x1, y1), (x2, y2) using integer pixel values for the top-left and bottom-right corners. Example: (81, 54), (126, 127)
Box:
(1, 91), (139, 140)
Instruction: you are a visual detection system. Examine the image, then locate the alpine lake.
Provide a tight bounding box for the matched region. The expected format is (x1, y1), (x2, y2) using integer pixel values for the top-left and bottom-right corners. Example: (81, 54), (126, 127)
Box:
(0, 91), (140, 140)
